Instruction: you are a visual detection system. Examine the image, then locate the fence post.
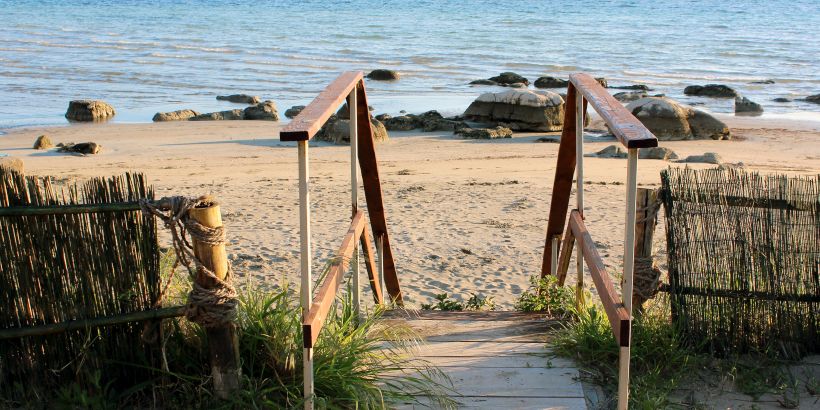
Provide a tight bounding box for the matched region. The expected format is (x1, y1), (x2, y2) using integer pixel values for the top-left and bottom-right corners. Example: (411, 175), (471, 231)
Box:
(298, 140), (314, 410)
(188, 203), (241, 399)
(633, 187), (660, 311)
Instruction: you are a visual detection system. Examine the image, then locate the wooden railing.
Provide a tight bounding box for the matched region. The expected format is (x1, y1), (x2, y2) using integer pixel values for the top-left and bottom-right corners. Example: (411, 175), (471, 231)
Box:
(279, 71), (401, 410)
(541, 73), (658, 410)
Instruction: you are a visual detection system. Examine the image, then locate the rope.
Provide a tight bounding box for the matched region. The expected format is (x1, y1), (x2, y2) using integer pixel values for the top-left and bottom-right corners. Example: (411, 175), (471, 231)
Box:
(633, 257), (662, 301)
(140, 196), (238, 329)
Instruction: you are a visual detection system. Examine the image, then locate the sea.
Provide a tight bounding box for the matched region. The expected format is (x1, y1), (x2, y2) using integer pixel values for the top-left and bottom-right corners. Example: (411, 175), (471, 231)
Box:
(0, 0), (818, 129)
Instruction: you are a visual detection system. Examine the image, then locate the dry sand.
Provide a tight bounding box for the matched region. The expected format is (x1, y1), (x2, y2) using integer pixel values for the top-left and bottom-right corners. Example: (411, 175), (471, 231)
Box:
(0, 116), (818, 309)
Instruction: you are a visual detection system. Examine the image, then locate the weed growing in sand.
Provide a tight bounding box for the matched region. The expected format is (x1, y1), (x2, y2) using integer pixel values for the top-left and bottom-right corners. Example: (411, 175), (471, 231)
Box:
(421, 292), (496, 311)
(514, 275), (575, 316)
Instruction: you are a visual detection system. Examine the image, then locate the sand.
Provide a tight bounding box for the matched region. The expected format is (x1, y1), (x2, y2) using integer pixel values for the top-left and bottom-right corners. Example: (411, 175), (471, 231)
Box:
(0, 116), (818, 309)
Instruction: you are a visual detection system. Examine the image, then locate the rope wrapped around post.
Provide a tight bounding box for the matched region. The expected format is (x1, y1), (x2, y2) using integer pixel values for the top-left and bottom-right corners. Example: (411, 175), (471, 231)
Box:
(140, 196), (238, 329)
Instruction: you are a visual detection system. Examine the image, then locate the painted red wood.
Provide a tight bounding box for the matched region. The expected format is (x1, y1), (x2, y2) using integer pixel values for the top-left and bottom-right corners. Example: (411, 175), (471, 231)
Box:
(280, 71), (362, 141)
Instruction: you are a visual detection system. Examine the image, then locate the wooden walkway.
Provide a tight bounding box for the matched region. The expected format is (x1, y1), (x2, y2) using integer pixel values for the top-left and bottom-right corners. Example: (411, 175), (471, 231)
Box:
(382, 311), (589, 410)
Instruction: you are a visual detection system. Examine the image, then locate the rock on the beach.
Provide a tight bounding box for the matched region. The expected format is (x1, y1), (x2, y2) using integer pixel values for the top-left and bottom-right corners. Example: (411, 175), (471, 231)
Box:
(190, 109), (245, 121)
(534, 76), (568, 89)
(682, 152), (723, 164)
(216, 94), (260, 104)
(316, 116), (388, 144)
(243, 100), (279, 120)
(488, 72), (529, 86)
(457, 126), (513, 139)
(683, 84), (738, 98)
(375, 113), (391, 121)
(626, 97), (730, 140)
(588, 145), (626, 158)
(335, 103), (375, 120)
(0, 157), (24, 173)
(469, 79), (498, 86)
(33, 135), (54, 150)
(384, 115), (417, 131)
(463, 89), (564, 131)
(152, 109), (200, 122)
(735, 96), (763, 115)
(57, 142), (101, 155)
(366, 69), (400, 81)
(805, 94), (820, 104)
(284, 105), (305, 119)
(639, 146), (678, 160)
(613, 91), (649, 103)
(65, 100), (116, 122)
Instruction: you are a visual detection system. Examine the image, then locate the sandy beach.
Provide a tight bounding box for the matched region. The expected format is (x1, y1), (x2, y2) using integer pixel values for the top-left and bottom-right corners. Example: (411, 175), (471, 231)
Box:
(1, 116), (818, 308)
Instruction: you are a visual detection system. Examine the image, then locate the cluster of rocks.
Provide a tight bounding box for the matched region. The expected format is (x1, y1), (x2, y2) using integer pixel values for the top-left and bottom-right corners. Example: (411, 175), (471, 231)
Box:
(588, 145), (731, 166)
(683, 83), (765, 115)
(463, 89), (565, 131)
(379, 110), (466, 133)
(626, 97), (730, 140)
(470, 72), (529, 88)
(153, 100), (279, 122)
(31, 134), (100, 155)
(532, 76), (608, 89)
(314, 103), (389, 144)
(65, 100), (116, 122)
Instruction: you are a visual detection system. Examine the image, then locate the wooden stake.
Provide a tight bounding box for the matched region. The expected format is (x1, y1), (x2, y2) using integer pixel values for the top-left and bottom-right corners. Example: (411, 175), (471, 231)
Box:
(188, 202), (241, 399)
(633, 188), (659, 310)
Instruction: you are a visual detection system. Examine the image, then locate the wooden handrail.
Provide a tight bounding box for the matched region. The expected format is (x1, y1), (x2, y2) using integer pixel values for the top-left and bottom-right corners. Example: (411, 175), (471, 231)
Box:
(302, 211), (367, 348)
(569, 73), (658, 149)
(280, 71), (363, 141)
(569, 210), (631, 347)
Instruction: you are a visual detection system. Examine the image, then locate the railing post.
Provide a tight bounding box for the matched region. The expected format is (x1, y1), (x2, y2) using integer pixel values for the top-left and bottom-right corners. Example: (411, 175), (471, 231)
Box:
(377, 234), (385, 303)
(550, 236), (559, 276)
(574, 88), (586, 308)
(349, 87), (360, 318)
(298, 140), (314, 410)
(617, 148), (639, 410)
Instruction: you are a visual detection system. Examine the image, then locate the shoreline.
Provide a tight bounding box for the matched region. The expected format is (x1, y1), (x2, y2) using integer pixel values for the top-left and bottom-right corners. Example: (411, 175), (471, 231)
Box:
(1, 116), (818, 308)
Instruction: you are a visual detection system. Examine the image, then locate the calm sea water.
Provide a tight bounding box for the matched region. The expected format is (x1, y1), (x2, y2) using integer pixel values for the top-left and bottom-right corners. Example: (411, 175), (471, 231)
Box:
(0, 0), (818, 129)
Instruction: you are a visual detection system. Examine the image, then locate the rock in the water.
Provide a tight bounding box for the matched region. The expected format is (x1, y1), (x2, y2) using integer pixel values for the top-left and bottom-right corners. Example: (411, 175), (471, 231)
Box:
(613, 91), (649, 102)
(284, 105), (305, 119)
(639, 146), (678, 160)
(488, 72), (529, 86)
(0, 156), (24, 173)
(456, 126), (513, 139)
(153, 109), (199, 122)
(190, 109), (245, 121)
(366, 69), (400, 81)
(65, 100), (116, 122)
(33, 135), (54, 150)
(316, 116), (388, 144)
(626, 97), (730, 140)
(773, 97), (791, 103)
(216, 94), (260, 104)
(534, 76), (568, 89)
(683, 84), (738, 98)
(735, 96), (763, 115)
(805, 94), (820, 104)
(610, 84), (652, 91)
(243, 100), (279, 120)
(749, 79), (775, 84)
(470, 79), (498, 86)
(375, 113), (391, 121)
(682, 152), (722, 164)
(57, 142), (101, 155)
(463, 89), (564, 131)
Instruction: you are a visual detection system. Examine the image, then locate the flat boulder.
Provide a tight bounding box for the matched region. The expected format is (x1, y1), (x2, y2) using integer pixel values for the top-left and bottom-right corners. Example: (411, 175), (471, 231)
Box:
(613, 91), (648, 103)
(534, 76), (568, 89)
(626, 97), (730, 140)
(683, 84), (738, 98)
(153, 109), (199, 122)
(243, 100), (279, 120)
(804, 94), (820, 104)
(610, 84), (652, 91)
(469, 79), (498, 86)
(57, 142), (101, 155)
(456, 126), (512, 139)
(316, 116), (388, 144)
(366, 69), (400, 81)
(463, 89), (564, 131)
(0, 156), (24, 173)
(639, 146), (678, 160)
(189, 109), (245, 121)
(488, 72), (529, 86)
(682, 152), (722, 164)
(33, 135), (54, 150)
(216, 94), (260, 104)
(65, 100), (115, 122)
(284, 105), (305, 119)
(773, 97), (791, 103)
(735, 96), (763, 115)
(587, 145), (626, 158)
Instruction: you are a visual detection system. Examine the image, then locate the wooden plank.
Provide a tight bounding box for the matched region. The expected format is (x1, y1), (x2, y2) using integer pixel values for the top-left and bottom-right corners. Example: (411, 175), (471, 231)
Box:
(411, 341), (550, 357)
(302, 211), (367, 348)
(395, 396), (587, 410)
(355, 80), (403, 305)
(0, 306), (184, 340)
(280, 71), (362, 141)
(569, 210), (631, 347)
(569, 73), (658, 149)
(556, 220), (575, 286)
(541, 82), (582, 277)
(381, 310), (551, 321)
(360, 224), (384, 304)
(411, 354), (576, 369)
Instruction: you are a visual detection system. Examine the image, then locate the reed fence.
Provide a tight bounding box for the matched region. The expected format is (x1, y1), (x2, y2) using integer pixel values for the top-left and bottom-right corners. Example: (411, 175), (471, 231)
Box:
(661, 168), (819, 355)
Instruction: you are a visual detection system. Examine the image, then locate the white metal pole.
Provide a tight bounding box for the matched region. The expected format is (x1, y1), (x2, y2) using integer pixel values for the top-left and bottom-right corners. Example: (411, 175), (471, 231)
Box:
(574, 89), (585, 306)
(298, 140), (313, 410)
(618, 148), (639, 410)
(349, 89), (360, 317)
